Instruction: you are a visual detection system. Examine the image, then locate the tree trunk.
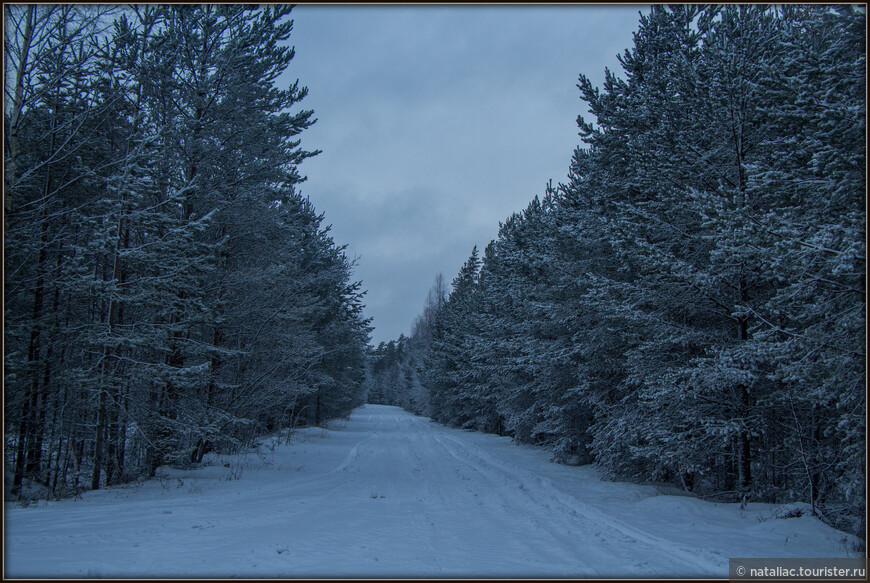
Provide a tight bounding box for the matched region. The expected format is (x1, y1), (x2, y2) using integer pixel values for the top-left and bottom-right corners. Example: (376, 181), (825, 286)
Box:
(738, 398), (752, 491)
(12, 403), (30, 496)
(315, 393), (322, 426)
(16, 212), (49, 492)
(92, 201), (125, 491)
(736, 266), (752, 494)
(90, 387), (107, 490)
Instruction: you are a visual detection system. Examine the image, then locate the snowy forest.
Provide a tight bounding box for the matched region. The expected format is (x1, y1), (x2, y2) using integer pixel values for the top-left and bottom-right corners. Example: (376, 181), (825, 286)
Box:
(3, 1), (866, 551)
(365, 5), (866, 539)
(4, 5), (371, 498)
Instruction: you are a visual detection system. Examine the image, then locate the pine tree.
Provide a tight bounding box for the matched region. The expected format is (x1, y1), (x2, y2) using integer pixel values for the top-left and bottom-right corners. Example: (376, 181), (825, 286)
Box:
(746, 5), (866, 528)
(4, 5), (370, 498)
(424, 247), (482, 426)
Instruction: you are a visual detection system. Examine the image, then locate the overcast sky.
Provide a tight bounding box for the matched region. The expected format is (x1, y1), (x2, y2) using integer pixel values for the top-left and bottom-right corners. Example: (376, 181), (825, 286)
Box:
(281, 4), (648, 346)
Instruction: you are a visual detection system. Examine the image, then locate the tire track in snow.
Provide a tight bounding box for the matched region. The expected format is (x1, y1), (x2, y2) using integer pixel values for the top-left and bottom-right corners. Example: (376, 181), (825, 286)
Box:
(375, 413), (597, 574)
(428, 430), (643, 575)
(399, 419), (576, 575)
(430, 428), (726, 575)
(329, 432), (378, 474)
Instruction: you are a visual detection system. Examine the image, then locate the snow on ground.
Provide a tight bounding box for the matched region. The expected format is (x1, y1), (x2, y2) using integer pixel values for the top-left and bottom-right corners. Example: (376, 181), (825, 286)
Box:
(4, 404), (861, 578)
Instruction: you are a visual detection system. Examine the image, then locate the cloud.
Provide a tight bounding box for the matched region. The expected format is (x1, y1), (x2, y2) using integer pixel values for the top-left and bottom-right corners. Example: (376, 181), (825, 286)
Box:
(285, 4), (647, 343)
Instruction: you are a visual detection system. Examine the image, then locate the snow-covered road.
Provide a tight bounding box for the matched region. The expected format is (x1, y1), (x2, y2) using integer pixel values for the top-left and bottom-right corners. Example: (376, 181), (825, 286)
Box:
(4, 404), (858, 578)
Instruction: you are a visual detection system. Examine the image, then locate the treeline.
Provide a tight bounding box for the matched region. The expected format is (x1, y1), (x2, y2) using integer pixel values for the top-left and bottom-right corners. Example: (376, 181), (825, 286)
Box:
(363, 274), (447, 415)
(382, 5), (866, 537)
(4, 5), (370, 500)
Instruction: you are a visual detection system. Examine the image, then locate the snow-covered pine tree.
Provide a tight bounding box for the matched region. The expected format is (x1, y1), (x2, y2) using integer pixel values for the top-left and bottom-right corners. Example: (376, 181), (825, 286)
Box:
(423, 247), (483, 427)
(474, 191), (588, 450)
(745, 5), (866, 531)
(5, 4), (370, 498)
(3, 4), (140, 495)
(574, 5), (783, 496)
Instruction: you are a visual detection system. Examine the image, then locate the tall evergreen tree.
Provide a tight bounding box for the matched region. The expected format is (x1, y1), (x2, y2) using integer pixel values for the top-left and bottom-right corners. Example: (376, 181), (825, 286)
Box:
(5, 5), (370, 498)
